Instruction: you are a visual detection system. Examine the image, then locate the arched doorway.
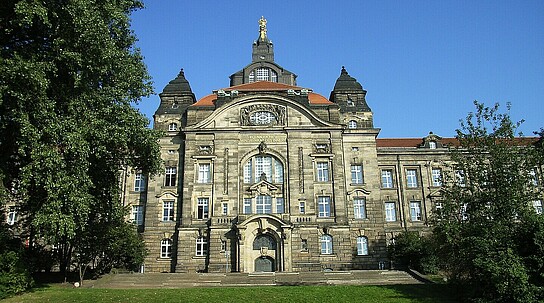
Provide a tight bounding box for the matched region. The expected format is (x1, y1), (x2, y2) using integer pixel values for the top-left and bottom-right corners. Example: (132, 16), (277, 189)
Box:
(255, 256), (275, 272)
(252, 234), (277, 272)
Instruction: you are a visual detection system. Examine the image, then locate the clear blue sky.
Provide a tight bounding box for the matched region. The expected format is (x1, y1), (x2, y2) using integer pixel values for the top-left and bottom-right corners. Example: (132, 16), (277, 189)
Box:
(130, 0), (543, 138)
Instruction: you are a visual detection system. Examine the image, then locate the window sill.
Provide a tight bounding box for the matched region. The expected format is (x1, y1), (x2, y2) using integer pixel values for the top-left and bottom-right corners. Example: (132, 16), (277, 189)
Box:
(192, 256), (207, 260)
(156, 257), (172, 262)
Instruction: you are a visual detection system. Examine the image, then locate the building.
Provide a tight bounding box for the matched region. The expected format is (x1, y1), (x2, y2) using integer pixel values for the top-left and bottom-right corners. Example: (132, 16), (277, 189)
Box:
(118, 17), (535, 273)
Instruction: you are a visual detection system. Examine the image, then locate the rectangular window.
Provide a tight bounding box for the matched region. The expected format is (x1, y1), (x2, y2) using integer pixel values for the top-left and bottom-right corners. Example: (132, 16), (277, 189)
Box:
(131, 205), (143, 225)
(533, 200), (543, 215)
(299, 201), (306, 214)
(220, 240), (227, 252)
(316, 162), (329, 182)
(276, 198), (284, 214)
(410, 201), (422, 221)
(406, 169), (418, 188)
(256, 195), (272, 214)
(161, 239), (172, 258)
(222, 202), (228, 216)
(243, 198), (252, 214)
(197, 198), (209, 219)
(318, 196), (331, 217)
(353, 198), (366, 219)
(196, 237), (208, 256)
(381, 170), (393, 188)
(165, 167), (177, 187)
(455, 169), (466, 187)
(134, 173), (146, 192)
(351, 165), (363, 184)
(198, 163), (211, 183)
(385, 202), (396, 222)
(163, 201), (174, 221)
(6, 208), (16, 226)
(431, 168), (442, 187)
(530, 169), (539, 186)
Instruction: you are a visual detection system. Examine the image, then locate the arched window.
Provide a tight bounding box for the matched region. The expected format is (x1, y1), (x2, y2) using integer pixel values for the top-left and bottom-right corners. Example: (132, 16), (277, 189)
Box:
(243, 155), (283, 184)
(348, 120), (357, 129)
(249, 67), (278, 83)
(253, 234), (277, 250)
(357, 236), (369, 255)
(160, 239), (172, 258)
(320, 234), (333, 254)
(168, 123), (178, 131)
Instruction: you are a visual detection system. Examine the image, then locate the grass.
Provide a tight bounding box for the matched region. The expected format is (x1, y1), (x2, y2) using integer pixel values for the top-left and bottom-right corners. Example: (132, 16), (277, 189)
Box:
(2, 284), (459, 303)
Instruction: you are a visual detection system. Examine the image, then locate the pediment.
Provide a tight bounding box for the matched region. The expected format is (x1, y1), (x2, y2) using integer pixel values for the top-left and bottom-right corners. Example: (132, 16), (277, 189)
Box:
(248, 180), (280, 196)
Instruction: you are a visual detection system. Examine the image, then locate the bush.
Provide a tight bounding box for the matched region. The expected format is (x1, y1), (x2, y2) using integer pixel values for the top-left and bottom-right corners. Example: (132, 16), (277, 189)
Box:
(388, 231), (439, 275)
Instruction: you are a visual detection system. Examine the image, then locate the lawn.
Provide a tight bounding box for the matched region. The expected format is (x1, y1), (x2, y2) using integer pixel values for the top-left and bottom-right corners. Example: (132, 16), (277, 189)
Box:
(3, 284), (459, 303)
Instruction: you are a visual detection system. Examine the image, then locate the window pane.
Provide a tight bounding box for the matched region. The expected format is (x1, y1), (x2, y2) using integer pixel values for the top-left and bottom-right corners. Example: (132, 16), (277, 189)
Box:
(131, 205), (143, 225)
(320, 235), (332, 254)
(351, 165), (363, 184)
(134, 173), (146, 192)
(276, 198), (284, 214)
(256, 195), (272, 214)
(410, 201), (422, 221)
(432, 168), (442, 187)
(198, 163), (211, 183)
(381, 170), (393, 188)
(318, 196), (331, 217)
(406, 169), (418, 188)
(274, 159), (283, 183)
(317, 162), (329, 182)
(357, 236), (369, 255)
(244, 198), (252, 214)
(197, 198), (209, 219)
(385, 202), (396, 222)
(354, 198), (366, 219)
(243, 161), (252, 183)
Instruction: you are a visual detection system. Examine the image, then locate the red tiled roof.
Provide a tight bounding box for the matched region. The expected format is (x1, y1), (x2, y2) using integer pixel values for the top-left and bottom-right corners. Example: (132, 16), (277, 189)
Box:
(376, 137), (537, 148)
(192, 81), (333, 106)
(192, 94), (216, 106)
(308, 92), (333, 104)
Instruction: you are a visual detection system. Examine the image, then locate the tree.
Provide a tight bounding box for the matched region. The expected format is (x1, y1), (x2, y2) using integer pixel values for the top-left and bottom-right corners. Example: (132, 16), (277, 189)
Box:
(433, 102), (544, 302)
(0, 0), (161, 281)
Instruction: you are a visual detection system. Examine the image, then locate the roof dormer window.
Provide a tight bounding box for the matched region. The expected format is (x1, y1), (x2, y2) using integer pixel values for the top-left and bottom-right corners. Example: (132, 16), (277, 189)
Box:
(348, 120), (357, 129)
(249, 67), (278, 83)
(429, 141), (437, 149)
(168, 123), (178, 131)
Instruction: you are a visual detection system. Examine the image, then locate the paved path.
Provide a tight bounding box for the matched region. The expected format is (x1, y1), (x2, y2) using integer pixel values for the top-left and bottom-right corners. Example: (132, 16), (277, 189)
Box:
(86, 270), (423, 289)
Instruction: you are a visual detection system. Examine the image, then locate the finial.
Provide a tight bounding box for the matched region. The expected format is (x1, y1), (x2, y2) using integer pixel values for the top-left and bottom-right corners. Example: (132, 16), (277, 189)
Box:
(178, 68), (185, 77)
(341, 66), (348, 75)
(258, 16), (268, 40)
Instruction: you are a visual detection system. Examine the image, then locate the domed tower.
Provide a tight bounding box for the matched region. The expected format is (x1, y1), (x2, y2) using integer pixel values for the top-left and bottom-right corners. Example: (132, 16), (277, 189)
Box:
(329, 66), (373, 129)
(154, 68), (196, 130)
(229, 17), (297, 86)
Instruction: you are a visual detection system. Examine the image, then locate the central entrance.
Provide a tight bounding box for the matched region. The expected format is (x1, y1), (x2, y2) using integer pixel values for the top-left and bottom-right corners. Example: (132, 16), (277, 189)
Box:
(253, 234), (277, 272)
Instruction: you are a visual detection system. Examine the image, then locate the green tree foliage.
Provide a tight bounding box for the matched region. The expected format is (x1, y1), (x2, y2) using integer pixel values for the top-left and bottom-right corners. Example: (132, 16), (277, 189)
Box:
(433, 102), (544, 302)
(388, 231), (440, 275)
(0, 0), (161, 280)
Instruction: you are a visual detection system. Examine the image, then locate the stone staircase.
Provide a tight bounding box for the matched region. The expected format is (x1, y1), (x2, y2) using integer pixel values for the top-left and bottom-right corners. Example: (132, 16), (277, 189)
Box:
(86, 270), (422, 289)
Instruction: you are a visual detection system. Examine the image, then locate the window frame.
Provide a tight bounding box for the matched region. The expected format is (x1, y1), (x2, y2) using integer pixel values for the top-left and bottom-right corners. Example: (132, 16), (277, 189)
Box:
(406, 169), (418, 188)
(197, 198), (209, 220)
(353, 198), (367, 219)
(196, 237), (208, 257)
(316, 161), (330, 182)
(197, 163), (211, 183)
(131, 205), (143, 225)
(410, 201), (422, 221)
(381, 169), (394, 188)
(385, 202), (396, 222)
(256, 195), (272, 214)
(350, 164), (364, 184)
(134, 173), (146, 192)
(160, 239), (172, 258)
(168, 123), (178, 131)
(165, 167), (177, 187)
(320, 234), (333, 255)
(318, 196), (331, 217)
(431, 168), (442, 187)
(357, 236), (369, 256)
(162, 201), (175, 222)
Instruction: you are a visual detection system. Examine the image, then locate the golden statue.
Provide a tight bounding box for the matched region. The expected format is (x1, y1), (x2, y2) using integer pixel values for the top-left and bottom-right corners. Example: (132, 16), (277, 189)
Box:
(259, 16), (267, 40)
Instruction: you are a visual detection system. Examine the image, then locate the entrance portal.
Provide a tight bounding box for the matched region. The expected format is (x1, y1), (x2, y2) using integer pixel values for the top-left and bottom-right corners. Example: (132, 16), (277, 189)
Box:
(255, 256), (274, 272)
